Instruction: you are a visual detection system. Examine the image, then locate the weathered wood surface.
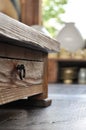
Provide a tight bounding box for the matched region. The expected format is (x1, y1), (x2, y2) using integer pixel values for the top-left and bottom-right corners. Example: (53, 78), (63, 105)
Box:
(0, 58), (44, 89)
(0, 84), (43, 105)
(29, 55), (48, 100)
(0, 42), (44, 61)
(0, 13), (60, 52)
(0, 57), (44, 104)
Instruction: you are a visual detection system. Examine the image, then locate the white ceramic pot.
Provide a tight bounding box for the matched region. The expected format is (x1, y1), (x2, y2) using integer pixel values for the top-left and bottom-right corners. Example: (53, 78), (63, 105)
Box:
(55, 22), (85, 52)
(78, 68), (86, 84)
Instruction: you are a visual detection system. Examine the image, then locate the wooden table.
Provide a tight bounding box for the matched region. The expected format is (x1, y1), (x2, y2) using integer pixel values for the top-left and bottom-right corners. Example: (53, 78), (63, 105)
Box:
(0, 13), (59, 106)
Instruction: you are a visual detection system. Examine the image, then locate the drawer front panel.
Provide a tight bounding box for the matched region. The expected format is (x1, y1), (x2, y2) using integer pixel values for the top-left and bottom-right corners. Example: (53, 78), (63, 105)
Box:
(0, 43), (44, 61)
(0, 58), (44, 90)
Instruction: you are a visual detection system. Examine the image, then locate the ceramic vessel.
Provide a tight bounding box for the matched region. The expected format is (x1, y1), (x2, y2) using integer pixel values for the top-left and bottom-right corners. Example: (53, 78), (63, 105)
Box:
(60, 67), (77, 84)
(55, 22), (84, 52)
(78, 68), (86, 84)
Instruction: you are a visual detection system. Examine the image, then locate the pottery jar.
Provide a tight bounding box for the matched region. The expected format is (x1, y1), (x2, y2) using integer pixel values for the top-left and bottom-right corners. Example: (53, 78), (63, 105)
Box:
(55, 22), (84, 52)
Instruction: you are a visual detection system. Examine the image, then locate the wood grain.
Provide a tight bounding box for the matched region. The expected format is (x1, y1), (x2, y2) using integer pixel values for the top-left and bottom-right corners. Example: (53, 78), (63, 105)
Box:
(28, 54), (49, 100)
(0, 58), (44, 90)
(0, 84), (43, 105)
(0, 12), (59, 105)
(0, 57), (44, 104)
(0, 42), (44, 61)
(0, 12), (60, 52)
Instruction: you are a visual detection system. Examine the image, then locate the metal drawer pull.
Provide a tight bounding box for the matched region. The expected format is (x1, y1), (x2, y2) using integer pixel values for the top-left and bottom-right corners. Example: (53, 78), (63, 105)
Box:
(16, 64), (26, 80)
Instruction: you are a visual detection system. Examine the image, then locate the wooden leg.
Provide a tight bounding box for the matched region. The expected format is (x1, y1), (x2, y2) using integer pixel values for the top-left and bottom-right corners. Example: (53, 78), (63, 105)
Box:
(27, 98), (52, 107)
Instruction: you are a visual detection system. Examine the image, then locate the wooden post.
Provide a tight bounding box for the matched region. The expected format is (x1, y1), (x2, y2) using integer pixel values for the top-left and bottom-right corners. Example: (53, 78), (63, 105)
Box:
(20, 0), (42, 25)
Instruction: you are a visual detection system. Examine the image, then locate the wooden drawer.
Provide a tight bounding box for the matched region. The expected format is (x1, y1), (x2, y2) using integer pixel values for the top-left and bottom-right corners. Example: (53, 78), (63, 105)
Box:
(0, 58), (44, 104)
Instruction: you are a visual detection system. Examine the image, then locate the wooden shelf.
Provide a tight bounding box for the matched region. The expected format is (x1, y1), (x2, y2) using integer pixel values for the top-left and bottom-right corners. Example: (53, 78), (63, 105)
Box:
(48, 57), (86, 61)
(48, 58), (86, 83)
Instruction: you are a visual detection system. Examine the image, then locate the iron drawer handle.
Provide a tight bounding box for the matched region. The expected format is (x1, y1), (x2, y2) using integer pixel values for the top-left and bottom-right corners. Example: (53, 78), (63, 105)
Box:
(16, 64), (26, 80)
